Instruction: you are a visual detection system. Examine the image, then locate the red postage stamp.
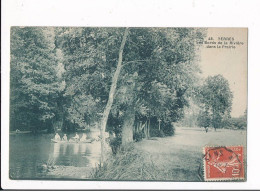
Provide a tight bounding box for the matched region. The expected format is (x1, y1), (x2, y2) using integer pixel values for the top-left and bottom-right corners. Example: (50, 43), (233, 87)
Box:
(204, 146), (245, 181)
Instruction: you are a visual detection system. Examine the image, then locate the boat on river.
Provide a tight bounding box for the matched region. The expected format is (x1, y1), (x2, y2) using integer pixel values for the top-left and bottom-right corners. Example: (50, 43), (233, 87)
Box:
(10, 131), (32, 135)
(51, 139), (93, 144)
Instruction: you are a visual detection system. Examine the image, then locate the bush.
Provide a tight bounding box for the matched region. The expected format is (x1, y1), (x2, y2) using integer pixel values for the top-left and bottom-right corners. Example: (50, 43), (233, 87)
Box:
(222, 117), (247, 130)
(109, 137), (122, 154)
(133, 130), (143, 142)
(149, 117), (174, 137)
(230, 117), (247, 130)
(161, 122), (175, 136)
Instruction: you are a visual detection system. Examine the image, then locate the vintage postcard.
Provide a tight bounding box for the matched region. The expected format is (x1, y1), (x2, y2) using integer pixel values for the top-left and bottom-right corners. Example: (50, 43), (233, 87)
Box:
(8, 27), (247, 182)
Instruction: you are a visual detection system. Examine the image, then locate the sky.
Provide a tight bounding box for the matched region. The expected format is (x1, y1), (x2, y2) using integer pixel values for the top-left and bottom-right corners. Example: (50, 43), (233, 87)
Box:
(199, 28), (247, 117)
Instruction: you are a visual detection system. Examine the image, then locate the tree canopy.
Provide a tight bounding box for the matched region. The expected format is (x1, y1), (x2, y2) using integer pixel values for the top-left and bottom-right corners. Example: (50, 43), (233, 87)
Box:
(197, 74), (233, 130)
(55, 27), (205, 139)
(10, 27), (206, 143)
(10, 27), (63, 132)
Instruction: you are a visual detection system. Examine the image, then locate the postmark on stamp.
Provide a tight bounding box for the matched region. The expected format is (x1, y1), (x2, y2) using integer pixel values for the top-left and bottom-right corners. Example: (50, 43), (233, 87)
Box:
(204, 146), (244, 181)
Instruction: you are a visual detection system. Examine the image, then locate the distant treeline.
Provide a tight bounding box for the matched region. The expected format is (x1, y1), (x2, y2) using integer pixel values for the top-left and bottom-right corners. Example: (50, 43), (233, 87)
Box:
(179, 109), (247, 130)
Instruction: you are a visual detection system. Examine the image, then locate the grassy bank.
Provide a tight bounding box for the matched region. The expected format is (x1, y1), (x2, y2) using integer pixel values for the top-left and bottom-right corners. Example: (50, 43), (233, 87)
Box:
(90, 143), (202, 181)
(91, 144), (164, 180)
(90, 127), (246, 181)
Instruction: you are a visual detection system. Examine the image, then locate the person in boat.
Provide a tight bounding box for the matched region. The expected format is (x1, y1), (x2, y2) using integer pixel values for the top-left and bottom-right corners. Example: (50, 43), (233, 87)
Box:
(62, 134), (68, 141)
(80, 133), (87, 142)
(72, 132), (79, 141)
(54, 133), (61, 141)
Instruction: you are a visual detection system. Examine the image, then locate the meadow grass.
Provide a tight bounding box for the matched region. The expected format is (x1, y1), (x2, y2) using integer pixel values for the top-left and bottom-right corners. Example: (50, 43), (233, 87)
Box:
(90, 127), (246, 181)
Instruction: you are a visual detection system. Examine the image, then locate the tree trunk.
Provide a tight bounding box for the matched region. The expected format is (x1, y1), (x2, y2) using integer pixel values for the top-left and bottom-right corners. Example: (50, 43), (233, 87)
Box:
(99, 28), (129, 164)
(122, 105), (135, 145)
(148, 118), (150, 139)
(144, 121), (148, 138)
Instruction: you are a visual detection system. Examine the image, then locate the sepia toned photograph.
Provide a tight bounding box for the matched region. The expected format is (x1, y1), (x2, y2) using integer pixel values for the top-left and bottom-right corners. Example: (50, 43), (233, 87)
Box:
(9, 27), (247, 182)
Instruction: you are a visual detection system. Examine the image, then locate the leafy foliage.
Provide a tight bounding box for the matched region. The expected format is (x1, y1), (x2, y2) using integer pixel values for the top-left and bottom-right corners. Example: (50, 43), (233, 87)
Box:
(197, 110), (211, 129)
(198, 75), (233, 130)
(10, 27), (206, 140)
(222, 109), (247, 130)
(10, 27), (62, 132)
(110, 28), (205, 138)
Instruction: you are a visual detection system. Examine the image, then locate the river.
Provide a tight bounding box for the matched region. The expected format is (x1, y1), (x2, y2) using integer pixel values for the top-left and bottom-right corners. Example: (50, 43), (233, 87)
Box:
(9, 131), (102, 179)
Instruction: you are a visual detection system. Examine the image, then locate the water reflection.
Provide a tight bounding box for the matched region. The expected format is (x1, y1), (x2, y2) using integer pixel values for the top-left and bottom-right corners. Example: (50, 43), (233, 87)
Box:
(53, 143), (60, 158)
(85, 141), (102, 168)
(73, 143), (80, 154)
(80, 143), (88, 154)
(51, 142), (91, 156)
(10, 133), (102, 179)
(62, 144), (68, 155)
(49, 140), (101, 168)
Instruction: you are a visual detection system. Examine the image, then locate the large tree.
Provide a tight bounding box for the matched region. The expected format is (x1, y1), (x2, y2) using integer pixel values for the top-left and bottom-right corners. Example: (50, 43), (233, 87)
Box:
(114, 28), (205, 143)
(198, 75), (233, 130)
(10, 27), (63, 132)
(57, 27), (205, 144)
(56, 27), (126, 132)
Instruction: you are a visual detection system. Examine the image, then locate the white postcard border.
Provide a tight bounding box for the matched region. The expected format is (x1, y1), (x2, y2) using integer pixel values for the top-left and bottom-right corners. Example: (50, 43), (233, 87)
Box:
(2, 0), (260, 190)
